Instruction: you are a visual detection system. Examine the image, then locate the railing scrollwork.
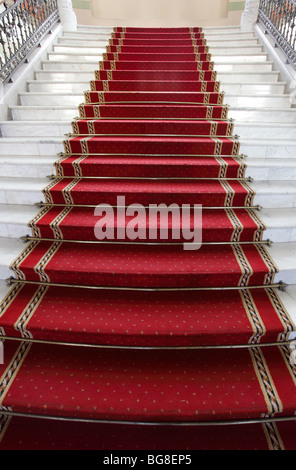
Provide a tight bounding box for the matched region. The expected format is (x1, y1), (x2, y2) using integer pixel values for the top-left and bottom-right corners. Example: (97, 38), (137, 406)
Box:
(258, 0), (296, 69)
(0, 0), (59, 83)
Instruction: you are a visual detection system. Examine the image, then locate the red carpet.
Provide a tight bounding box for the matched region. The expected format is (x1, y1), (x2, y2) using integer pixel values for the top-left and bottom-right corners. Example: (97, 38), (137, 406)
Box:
(0, 26), (295, 450)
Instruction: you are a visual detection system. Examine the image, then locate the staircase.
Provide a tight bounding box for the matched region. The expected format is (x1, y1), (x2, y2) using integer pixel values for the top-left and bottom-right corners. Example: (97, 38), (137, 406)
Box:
(0, 24), (296, 450)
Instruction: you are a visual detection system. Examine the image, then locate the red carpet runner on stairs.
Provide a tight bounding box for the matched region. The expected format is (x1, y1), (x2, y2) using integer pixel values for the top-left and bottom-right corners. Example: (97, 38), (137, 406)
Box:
(0, 26), (296, 450)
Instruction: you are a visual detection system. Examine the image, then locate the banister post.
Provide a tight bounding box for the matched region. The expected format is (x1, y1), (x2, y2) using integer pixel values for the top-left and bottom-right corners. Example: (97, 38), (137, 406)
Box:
(57, 0), (77, 32)
(240, 0), (260, 32)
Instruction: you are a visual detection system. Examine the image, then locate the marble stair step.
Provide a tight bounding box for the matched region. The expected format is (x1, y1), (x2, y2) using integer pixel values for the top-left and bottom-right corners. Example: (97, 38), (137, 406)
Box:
(1, 120), (295, 141)
(235, 122), (296, 139)
(229, 108), (296, 123)
(26, 80), (286, 96)
(47, 50), (269, 64)
(240, 139), (296, 158)
(12, 105), (295, 123)
(0, 204), (38, 238)
(52, 44), (265, 56)
(246, 158), (296, 180)
(0, 177), (47, 206)
(17, 91), (291, 109)
(252, 181), (296, 209)
(0, 121), (71, 137)
(57, 37), (261, 48)
(0, 137), (64, 156)
(1, 237), (296, 295)
(0, 173), (295, 209)
(34, 69), (281, 84)
(0, 155), (57, 178)
(217, 71), (280, 83)
(41, 59), (275, 73)
(261, 208), (296, 243)
(1, 135), (296, 159)
(10, 106), (77, 121)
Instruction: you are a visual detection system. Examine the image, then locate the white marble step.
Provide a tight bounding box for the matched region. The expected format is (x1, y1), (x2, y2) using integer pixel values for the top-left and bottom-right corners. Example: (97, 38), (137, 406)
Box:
(1, 154), (296, 184)
(0, 204), (38, 238)
(261, 208), (296, 243)
(10, 106), (77, 121)
(19, 93), (83, 107)
(18, 91), (291, 109)
(217, 71), (280, 83)
(0, 177), (47, 205)
(0, 237), (296, 296)
(229, 108), (296, 123)
(0, 205), (294, 242)
(57, 37), (261, 48)
(41, 60), (104, 72)
(47, 50), (269, 64)
(0, 155), (57, 178)
(52, 44), (265, 56)
(1, 135), (296, 159)
(1, 120), (295, 142)
(246, 158), (296, 180)
(240, 139), (296, 159)
(0, 172), (295, 209)
(0, 121), (71, 137)
(235, 122), (296, 140)
(252, 181), (296, 209)
(41, 58), (275, 73)
(0, 137), (63, 156)
(34, 69), (281, 84)
(271, 242), (296, 285)
(26, 80), (286, 96)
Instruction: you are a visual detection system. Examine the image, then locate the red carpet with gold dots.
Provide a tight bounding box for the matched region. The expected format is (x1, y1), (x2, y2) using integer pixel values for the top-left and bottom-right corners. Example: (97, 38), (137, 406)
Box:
(0, 26), (296, 450)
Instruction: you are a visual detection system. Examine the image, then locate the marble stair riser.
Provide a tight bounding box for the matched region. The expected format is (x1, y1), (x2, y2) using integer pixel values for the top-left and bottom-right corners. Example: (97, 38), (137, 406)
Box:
(35, 70), (281, 84)
(10, 106), (78, 121)
(52, 45), (265, 55)
(57, 38), (262, 48)
(26, 81), (286, 96)
(1, 122), (295, 140)
(18, 93), (290, 108)
(47, 52), (269, 63)
(40, 60), (276, 73)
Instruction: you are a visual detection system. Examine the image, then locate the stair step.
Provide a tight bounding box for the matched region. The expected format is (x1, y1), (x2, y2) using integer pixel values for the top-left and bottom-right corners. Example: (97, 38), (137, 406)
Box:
(0, 121), (71, 137)
(246, 158), (296, 180)
(1, 340), (295, 423)
(41, 59), (275, 73)
(235, 122), (296, 140)
(261, 208), (296, 243)
(47, 51), (269, 64)
(10, 106), (77, 121)
(35, 69), (281, 83)
(1, 135), (295, 159)
(9, 239), (279, 288)
(0, 204), (37, 238)
(57, 37), (261, 48)
(26, 80), (286, 96)
(0, 155), (56, 177)
(252, 181), (296, 208)
(0, 177), (47, 205)
(18, 92), (291, 109)
(52, 44), (265, 55)
(229, 108), (296, 123)
(0, 284), (293, 347)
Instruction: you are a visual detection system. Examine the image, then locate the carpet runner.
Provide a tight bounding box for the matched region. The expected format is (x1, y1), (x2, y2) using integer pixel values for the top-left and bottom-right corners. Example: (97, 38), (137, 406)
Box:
(0, 26), (295, 450)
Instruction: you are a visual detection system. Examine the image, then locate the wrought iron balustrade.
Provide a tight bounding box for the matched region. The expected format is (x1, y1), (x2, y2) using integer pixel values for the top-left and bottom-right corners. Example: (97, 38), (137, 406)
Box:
(258, 0), (296, 68)
(0, 0), (59, 83)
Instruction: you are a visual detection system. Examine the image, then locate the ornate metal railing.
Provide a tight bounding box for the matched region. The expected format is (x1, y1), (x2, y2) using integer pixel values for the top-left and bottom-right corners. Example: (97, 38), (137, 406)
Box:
(0, 0), (59, 83)
(258, 0), (296, 68)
